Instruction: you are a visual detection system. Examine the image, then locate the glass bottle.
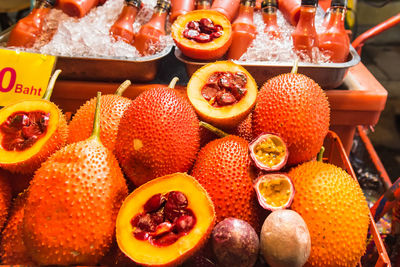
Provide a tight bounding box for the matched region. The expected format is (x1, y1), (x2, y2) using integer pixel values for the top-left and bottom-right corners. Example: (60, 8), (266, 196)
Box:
(110, 0), (142, 44)
(291, 0), (318, 61)
(7, 0), (56, 48)
(195, 0), (212, 9)
(211, 0), (241, 21)
(170, 0), (195, 22)
(278, 0), (301, 26)
(134, 0), (171, 56)
(318, 0), (350, 62)
(262, 0), (281, 39)
(227, 0), (256, 60)
(58, 0), (99, 18)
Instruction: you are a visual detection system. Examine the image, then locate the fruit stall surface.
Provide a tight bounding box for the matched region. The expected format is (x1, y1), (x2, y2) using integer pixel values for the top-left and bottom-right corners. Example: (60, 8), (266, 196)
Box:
(1, 0), (399, 266)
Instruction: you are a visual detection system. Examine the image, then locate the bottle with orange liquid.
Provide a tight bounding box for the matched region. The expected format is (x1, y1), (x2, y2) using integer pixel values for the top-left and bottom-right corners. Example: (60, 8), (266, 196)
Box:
(318, 0), (350, 62)
(227, 0), (256, 60)
(291, 0), (318, 61)
(134, 0), (170, 56)
(7, 0), (56, 48)
(277, 0), (301, 26)
(195, 0), (212, 10)
(262, 0), (281, 39)
(58, 0), (98, 18)
(110, 0), (142, 44)
(170, 0), (195, 22)
(211, 0), (241, 21)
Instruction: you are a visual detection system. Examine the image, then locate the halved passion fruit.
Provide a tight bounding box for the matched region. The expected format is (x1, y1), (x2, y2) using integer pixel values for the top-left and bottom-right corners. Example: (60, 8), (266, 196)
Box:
(116, 173), (215, 267)
(171, 10), (232, 60)
(254, 174), (294, 211)
(249, 133), (288, 171)
(187, 61), (257, 129)
(0, 70), (68, 174)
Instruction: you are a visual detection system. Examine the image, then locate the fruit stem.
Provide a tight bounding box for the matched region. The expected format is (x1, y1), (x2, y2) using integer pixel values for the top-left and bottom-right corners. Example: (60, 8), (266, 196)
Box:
(317, 146), (325, 162)
(199, 121), (228, 138)
(290, 59), (299, 74)
(89, 92), (102, 142)
(168, 77), (179, 89)
(115, 80), (132, 96)
(42, 69), (62, 101)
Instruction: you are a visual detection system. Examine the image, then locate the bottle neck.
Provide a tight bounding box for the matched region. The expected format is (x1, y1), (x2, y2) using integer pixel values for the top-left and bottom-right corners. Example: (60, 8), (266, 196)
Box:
(297, 5), (316, 28)
(126, 0), (141, 9)
(326, 6), (346, 30)
(195, 0), (211, 9)
(233, 3), (254, 25)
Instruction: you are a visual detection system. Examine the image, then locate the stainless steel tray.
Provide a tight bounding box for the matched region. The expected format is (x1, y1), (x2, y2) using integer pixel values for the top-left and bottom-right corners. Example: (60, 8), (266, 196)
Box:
(175, 46), (361, 89)
(0, 28), (173, 82)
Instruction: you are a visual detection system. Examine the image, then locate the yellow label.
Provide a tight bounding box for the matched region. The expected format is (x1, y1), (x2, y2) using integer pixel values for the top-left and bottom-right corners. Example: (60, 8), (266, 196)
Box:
(0, 48), (56, 107)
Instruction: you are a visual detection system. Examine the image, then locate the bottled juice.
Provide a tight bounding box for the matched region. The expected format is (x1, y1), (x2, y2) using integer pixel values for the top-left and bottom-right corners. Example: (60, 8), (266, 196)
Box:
(170, 0), (195, 22)
(58, 0), (99, 18)
(291, 0), (318, 60)
(318, 0), (350, 62)
(227, 0), (256, 60)
(262, 0), (281, 39)
(277, 0), (301, 26)
(134, 0), (170, 56)
(195, 0), (212, 10)
(7, 0), (56, 48)
(110, 0), (141, 44)
(211, 0), (241, 21)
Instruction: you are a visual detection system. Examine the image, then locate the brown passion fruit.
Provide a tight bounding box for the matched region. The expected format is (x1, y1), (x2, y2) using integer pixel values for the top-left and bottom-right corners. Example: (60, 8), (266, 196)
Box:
(254, 173), (294, 211)
(116, 173), (215, 267)
(187, 61), (257, 129)
(172, 10), (232, 60)
(249, 133), (288, 171)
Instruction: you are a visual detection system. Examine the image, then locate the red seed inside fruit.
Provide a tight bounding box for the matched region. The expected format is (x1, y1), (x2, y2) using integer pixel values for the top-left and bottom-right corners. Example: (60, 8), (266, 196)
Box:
(201, 71), (248, 107)
(131, 191), (196, 247)
(183, 18), (223, 43)
(0, 111), (50, 151)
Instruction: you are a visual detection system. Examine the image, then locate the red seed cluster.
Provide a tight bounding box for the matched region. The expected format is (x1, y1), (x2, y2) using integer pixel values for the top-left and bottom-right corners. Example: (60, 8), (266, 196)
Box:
(183, 18), (223, 43)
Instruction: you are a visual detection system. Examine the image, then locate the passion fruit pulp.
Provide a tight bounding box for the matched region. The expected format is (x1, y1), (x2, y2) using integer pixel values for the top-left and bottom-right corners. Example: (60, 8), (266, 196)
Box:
(254, 173), (294, 211)
(249, 133), (288, 171)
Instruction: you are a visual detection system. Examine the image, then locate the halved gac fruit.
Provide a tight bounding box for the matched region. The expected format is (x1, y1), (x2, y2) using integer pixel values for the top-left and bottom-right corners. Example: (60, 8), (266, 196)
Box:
(0, 70), (68, 174)
(172, 10), (232, 60)
(187, 61), (257, 129)
(116, 173), (215, 267)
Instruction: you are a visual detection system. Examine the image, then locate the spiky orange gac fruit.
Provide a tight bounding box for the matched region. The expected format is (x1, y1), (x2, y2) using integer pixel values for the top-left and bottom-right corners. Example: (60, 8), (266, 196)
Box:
(0, 170), (12, 231)
(115, 88), (200, 187)
(116, 173), (215, 267)
(0, 100), (68, 174)
(191, 135), (264, 231)
(0, 192), (34, 265)
(23, 138), (128, 265)
(68, 95), (132, 152)
(252, 73), (330, 165)
(289, 161), (370, 267)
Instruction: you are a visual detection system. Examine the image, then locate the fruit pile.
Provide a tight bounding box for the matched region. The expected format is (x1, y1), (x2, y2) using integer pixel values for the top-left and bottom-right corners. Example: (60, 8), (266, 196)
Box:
(0, 61), (370, 267)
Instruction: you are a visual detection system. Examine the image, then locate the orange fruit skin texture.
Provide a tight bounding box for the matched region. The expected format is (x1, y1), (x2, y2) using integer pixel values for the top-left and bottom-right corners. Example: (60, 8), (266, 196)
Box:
(23, 138), (128, 265)
(115, 88), (200, 187)
(191, 135), (264, 232)
(252, 73), (330, 165)
(68, 95), (132, 152)
(0, 170), (11, 231)
(230, 113), (253, 143)
(289, 161), (370, 267)
(1, 109), (68, 174)
(0, 192), (34, 265)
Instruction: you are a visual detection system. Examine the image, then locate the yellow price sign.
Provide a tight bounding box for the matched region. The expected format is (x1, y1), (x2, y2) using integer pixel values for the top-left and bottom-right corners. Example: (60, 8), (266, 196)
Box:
(0, 48), (56, 107)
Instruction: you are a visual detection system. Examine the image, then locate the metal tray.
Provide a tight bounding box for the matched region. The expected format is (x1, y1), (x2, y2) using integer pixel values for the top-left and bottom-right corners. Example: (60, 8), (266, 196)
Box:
(0, 28), (173, 82)
(175, 46), (361, 89)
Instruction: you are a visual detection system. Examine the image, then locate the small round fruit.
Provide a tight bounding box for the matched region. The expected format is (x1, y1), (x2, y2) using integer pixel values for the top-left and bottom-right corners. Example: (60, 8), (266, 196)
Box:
(254, 173), (294, 211)
(187, 61), (257, 129)
(212, 218), (259, 267)
(249, 133), (288, 171)
(172, 10), (232, 60)
(260, 210), (311, 267)
(116, 173), (215, 267)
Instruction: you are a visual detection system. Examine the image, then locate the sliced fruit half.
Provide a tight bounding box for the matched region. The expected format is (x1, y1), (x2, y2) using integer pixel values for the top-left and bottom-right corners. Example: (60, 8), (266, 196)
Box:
(187, 61), (257, 129)
(116, 173), (215, 267)
(254, 173), (294, 211)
